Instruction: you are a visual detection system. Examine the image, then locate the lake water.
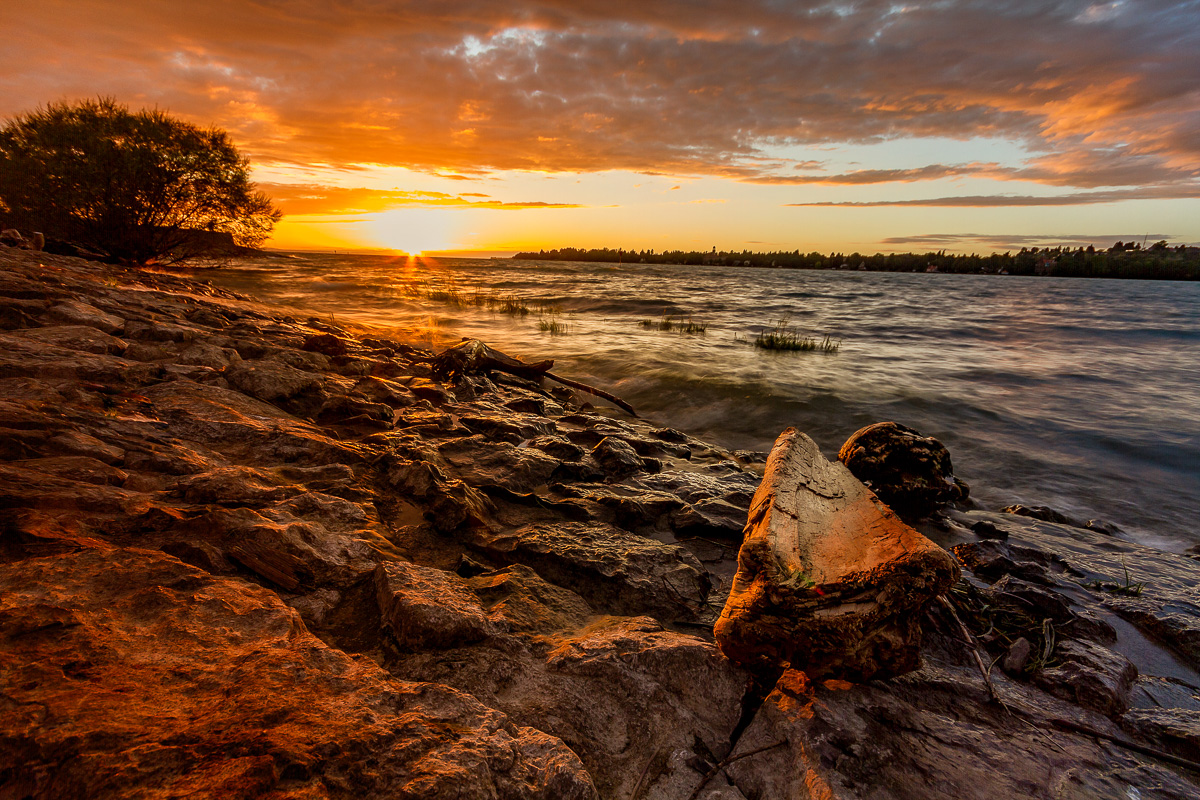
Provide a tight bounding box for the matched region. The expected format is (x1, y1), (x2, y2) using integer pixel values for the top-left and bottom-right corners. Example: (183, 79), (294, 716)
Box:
(190, 253), (1200, 552)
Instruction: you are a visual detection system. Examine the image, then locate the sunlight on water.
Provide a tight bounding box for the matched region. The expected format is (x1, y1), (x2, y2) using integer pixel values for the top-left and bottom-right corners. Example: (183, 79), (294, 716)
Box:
(192, 253), (1200, 551)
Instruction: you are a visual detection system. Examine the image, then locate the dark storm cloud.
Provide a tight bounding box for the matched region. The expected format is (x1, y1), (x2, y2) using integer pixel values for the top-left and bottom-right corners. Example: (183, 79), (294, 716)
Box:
(4, 1), (1199, 200)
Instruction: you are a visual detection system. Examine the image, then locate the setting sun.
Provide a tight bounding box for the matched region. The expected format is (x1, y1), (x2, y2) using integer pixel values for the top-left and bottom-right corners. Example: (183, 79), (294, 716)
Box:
(367, 208), (460, 255)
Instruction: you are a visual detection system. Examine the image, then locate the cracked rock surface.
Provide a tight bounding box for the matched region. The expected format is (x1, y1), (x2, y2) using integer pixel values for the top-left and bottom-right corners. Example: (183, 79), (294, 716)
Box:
(1, 247), (1199, 799)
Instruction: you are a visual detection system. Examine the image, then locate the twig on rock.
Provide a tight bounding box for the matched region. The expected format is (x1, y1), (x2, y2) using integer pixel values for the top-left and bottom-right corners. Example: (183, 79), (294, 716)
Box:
(1051, 718), (1200, 774)
(684, 740), (786, 800)
(938, 594), (1001, 705)
(628, 746), (664, 800)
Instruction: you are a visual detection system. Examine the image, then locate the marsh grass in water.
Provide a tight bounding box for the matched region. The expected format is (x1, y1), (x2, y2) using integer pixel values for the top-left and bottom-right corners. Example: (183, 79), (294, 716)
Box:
(538, 310), (569, 335)
(752, 319), (840, 353)
(404, 281), (566, 319)
(639, 313), (708, 334)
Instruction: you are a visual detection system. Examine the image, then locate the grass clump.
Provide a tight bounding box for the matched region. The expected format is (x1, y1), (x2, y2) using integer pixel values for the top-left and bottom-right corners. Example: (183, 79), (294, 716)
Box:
(753, 319), (840, 353)
(1082, 559), (1146, 597)
(639, 313), (707, 335)
(538, 317), (568, 335)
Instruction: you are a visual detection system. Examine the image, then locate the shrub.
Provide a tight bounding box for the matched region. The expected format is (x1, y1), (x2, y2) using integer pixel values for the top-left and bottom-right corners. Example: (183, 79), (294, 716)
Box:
(0, 98), (280, 264)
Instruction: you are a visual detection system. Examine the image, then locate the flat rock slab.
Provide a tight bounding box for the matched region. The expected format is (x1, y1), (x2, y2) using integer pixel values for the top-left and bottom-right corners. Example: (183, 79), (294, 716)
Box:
(715, 427), (958, 679)
(0, 545), (596, 800)
(466, 521), (709, 619)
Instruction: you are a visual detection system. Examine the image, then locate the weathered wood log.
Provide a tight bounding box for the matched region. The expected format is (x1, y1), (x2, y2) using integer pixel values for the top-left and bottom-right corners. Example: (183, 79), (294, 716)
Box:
(432, 338), (554, 379)
(433, 338), (638, 416)
(714, 427), (959, 680)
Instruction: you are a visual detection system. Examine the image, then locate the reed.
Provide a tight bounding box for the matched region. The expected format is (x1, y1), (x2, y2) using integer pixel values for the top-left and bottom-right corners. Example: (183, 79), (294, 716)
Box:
(639, 313), (707, 334)
(753, 319), (840, 353)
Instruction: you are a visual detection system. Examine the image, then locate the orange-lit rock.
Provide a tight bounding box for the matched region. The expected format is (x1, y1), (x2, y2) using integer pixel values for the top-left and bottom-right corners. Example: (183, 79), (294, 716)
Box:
(715, 427), (958, 679)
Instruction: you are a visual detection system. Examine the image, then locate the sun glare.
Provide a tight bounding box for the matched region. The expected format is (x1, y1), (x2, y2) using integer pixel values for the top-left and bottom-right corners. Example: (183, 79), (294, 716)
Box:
(369, 208), (458, 255)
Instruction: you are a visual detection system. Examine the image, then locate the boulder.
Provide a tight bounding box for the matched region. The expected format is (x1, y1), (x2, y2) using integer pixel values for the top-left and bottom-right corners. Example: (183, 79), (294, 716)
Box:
(838, 420), (969, 519)
(1034, 639), (1138, 716)
(376, 560), (496, 649)
(590, 436), (645, 477)
(715, 427), (959, 679)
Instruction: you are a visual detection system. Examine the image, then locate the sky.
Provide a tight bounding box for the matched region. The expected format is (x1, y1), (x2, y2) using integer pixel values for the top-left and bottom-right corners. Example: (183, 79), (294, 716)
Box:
(4, 0), (1200, 255)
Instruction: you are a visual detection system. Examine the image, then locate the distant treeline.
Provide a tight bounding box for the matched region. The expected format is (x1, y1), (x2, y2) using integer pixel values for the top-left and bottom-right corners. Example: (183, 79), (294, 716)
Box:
(512, 241), (1200, 280)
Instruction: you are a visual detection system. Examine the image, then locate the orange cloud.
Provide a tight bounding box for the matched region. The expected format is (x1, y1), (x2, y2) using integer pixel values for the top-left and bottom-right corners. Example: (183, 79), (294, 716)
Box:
(261, 183), (583, 215)
(2, 0), (1198, 192)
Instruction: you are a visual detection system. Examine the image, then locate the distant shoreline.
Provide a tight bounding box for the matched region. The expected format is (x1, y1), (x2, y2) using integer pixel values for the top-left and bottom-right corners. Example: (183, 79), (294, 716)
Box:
(512, 244), (1200, 280)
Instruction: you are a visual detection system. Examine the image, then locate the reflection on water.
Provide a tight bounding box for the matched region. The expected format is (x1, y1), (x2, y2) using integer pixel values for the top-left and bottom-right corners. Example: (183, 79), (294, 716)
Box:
(192, 253), (1200, 552)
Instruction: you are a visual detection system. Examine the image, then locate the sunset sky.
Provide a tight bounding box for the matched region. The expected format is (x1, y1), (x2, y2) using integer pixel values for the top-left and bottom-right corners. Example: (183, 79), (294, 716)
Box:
(5, 0), (1200, 255)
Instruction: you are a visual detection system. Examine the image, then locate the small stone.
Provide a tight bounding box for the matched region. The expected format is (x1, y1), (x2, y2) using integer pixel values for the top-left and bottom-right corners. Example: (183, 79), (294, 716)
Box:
(971, 520), (1008, 540)
(1001, 637), (1032, 676)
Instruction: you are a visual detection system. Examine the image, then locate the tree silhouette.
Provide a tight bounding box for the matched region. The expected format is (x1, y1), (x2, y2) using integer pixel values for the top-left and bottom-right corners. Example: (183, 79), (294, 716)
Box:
(0, 98), (280, 264)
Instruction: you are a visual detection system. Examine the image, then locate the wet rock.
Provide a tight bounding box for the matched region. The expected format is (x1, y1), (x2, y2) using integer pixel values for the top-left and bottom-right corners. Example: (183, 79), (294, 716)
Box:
(1003, 503), (1079, 525)
(465, 521), (709, 619)
(47, 429), (125, 464)
(670, 497), (748, 538)
(957, 511), (1200, 669)
(466, 564), (594, 639)
(14, 323), (128, 355)
(0, 546), (596, 800)
(1123, 708), (1200, 763)
(1035, 639), (1138, 716)
(226, 360), (323, 406)
(14, 456), (128, 487)
(123, 318), (207, 343)
(351, 375), (420, 408)
(46, 299), (124, 334)
(385, 456), (493, 532)
(590, 436), (645, 477)
(630, 468), (759, 506)
(550, 482), (684, 529)
(175, 465), (300, 505)
(376, 560), (496, 649)
(439, 435), (561, 493)
(528, 435), (586, 461)
(971, 519), (1008, 539)
(723, 664), (1200, 800)
(176, 340), (242, 368)
(715, 428), (959, 679)
(838, 420), (969, 519)
(459, 410), (557, 443)
(302, 332), (349, 356)
(953, 538), (1060, 584)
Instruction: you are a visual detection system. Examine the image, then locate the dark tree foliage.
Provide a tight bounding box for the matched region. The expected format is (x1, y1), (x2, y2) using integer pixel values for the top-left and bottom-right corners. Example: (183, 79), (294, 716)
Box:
(514, 242), (1200, 281)
(0, 98), (281, 265)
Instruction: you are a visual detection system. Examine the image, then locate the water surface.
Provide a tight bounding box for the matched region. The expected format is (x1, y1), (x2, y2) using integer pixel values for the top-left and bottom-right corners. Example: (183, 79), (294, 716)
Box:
(192, 253), (1200, 552)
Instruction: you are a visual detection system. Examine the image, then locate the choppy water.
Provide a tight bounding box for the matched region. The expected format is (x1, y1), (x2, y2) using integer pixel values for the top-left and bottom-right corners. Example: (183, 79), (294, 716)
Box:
(190, 253), (1200, 552)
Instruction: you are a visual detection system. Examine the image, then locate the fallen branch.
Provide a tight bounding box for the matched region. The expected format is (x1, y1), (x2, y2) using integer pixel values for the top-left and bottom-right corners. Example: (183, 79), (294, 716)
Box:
(685, 740), (786, 800)
(433, 338), (638, 416)
(1051, 719), (1200, 774)
(628, 746), (664, 800)
(938, 595), (1001, 705)
(542, 369), (638, 417)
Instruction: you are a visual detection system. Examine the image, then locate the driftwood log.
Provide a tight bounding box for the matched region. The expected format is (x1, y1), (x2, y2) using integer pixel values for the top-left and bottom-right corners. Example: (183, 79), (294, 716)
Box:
(432, 338), (638, 417)
(714, 427), (958, 680)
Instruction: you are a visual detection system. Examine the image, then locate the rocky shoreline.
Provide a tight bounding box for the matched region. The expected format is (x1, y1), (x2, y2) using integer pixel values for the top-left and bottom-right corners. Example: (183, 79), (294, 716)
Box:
(1, 246), (1198, 799)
